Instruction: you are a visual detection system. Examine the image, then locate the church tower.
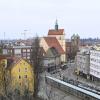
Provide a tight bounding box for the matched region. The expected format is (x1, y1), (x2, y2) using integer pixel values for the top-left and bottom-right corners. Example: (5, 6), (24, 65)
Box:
(55, 19), (58, 30)
(48, 20), (66, 62)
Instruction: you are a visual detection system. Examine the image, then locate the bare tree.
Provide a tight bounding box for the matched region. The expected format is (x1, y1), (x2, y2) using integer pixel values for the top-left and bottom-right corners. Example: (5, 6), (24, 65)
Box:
(30, 36), (44, 98)
(0, 59), (12, 100)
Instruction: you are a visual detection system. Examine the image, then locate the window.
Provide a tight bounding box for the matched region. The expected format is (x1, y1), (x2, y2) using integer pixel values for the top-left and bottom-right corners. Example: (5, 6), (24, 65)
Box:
(25, 68), (27, 72)
(23, 49), (26, 52)
(27, 49), (30, 52)
(19, 83), (21, 86)
(24, 75), (27, 78)
(19, 75), (21, 79)
(59, 37), (61, 40)
(19, 68), (20, 72)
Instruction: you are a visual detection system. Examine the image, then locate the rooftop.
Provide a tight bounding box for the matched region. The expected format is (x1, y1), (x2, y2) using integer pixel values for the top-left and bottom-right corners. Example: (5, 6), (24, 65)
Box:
(48, 29), (64, 35)
(44, 37), (65, 54)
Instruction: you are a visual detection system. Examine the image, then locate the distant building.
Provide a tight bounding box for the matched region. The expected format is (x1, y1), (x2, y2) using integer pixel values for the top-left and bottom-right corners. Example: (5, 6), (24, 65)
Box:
(76, 50), (90, 78)
(71, 34), (80, 51)
(3, 46), (32, 62)
(15, 39), (33, 46)
(71, 34), (80, 59)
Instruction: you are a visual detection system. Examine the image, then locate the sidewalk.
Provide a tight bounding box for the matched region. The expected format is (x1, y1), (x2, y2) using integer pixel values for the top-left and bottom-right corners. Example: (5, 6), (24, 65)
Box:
(62, 67), (100, 91)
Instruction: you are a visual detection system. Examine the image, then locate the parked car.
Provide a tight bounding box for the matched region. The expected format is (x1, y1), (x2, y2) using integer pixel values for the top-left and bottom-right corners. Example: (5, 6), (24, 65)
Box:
(61, 64), (68, 70)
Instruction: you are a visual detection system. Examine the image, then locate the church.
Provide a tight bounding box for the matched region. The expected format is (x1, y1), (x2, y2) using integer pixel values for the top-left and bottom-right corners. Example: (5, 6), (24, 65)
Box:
(40, 20), (66, 71)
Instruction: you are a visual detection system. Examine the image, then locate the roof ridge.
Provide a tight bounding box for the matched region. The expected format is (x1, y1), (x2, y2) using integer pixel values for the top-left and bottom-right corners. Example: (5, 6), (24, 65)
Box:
(48, 29), (64, 35)
(44, 37), (65, 54)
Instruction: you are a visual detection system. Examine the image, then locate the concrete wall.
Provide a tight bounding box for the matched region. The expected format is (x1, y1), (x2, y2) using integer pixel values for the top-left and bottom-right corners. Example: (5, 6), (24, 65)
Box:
(76, 53), (90, 75)
(90, 50), (100, 79)
(46, 76), (98, 100)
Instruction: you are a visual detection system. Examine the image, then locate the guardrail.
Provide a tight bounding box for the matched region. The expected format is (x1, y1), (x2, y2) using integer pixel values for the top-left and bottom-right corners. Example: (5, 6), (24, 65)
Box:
(46, 76), (100, 100)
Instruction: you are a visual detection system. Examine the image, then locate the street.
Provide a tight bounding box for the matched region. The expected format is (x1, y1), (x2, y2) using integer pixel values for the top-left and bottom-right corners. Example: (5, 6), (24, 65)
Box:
(51, 62), (100, 92)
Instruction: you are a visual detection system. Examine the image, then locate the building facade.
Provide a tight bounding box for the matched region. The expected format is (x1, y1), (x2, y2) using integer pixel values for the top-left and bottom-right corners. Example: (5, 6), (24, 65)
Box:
(48, 20), (66, 62)
(7, 58), (34, 94)
(76, 51), (90, 78)
(43, 47), (61, 72)
(90, 49), (100, 81)
(40, 20), (66, 63)
(71, 34), (80, 59)
(3, 46), (32, 62)
(0, 57), (7, 95)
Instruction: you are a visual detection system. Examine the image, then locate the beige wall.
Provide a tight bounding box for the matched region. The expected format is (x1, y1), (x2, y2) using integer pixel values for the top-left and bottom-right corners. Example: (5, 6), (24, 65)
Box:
(61, 54), (66, 62)
(40, 38), (49, 52)
(41, 33), (66, 62)
(48, 34), (65, 51)
(48, 33), (66, 62)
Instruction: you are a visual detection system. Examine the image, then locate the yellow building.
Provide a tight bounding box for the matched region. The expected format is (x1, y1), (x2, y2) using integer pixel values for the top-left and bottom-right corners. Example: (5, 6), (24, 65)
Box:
(0, 58), (7, 95)
(7, 57), (34, 94)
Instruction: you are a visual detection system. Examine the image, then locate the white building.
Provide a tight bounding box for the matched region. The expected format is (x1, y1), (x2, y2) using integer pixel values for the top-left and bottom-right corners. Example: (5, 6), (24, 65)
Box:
(90, 49), (100, 80)
(76, 50), (90, 78)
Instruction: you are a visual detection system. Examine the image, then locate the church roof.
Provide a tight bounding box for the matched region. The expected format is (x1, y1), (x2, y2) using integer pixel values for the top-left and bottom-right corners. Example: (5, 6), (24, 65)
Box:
(44, 37), (65, 54)
(48, 29), (64, 35)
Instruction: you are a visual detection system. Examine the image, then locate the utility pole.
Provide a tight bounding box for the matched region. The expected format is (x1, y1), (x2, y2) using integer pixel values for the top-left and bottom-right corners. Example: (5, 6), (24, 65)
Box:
(4, 32), (5, 40)
(23, 30), (27, 40)
(21, 30), (27, 40)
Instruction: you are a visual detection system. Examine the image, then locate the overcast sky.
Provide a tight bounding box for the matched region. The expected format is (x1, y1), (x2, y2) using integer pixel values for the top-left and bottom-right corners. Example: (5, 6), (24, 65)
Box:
(0, 0), (100, 39)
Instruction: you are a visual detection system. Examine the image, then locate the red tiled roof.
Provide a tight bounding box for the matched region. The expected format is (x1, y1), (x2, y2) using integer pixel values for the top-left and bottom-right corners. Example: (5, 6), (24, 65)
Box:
(48, 29), (64, 35)
(7, 57), (24, 69)
(44, 37), (65, 54)
(0, 55), (10, 61)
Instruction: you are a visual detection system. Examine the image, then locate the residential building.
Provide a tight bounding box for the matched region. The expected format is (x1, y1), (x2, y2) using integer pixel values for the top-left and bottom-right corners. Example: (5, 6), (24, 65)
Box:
(0, 57), (7, 95)
(90, 48), (100, 81)
(7, 57), (34, 94)
(0, 55), (34, 95)
(3, 46), (32, 62)
(76, 50), (90, 79)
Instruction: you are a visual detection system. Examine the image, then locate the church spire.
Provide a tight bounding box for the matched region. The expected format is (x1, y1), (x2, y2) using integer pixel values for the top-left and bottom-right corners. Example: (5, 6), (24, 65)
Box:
(55, 19), (58, 30)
